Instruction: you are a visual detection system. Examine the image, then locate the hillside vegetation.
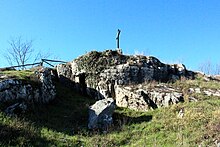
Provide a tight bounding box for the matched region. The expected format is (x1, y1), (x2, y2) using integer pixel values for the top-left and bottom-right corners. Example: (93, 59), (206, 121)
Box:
(0, 69), (219, 146)
(0, 70), (34, 80)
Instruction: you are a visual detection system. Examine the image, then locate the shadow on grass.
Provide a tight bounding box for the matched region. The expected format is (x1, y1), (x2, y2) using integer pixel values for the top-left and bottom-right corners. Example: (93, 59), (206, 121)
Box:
(22, 81), (96, 135)
(2, 78), (152, 140)
(111, 111), (153, 132)
(0, 123), (52, 146)
(113, 113), (152, 125)
(87, 111), (153, 146)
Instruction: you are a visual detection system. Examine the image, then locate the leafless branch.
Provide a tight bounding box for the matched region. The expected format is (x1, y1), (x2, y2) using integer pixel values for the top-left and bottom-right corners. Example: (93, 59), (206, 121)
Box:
(4, 36), (34, 69)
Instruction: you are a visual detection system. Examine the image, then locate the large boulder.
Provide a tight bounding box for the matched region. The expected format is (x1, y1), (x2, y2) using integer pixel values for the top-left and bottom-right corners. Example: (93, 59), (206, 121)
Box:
(88, 98), (115, 130)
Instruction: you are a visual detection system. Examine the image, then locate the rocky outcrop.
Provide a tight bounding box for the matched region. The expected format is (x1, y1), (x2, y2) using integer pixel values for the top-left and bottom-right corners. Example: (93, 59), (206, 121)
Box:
(115, 84), (184, 111)
(189, 87), (220, 97)
(99, 58), (188, 85)
(88, 98), (115, 131)
(56, 49), (194, 111)
(0, 68), (56, 104)
(0, 79), (33, 102)
(38, 68), (56, 103)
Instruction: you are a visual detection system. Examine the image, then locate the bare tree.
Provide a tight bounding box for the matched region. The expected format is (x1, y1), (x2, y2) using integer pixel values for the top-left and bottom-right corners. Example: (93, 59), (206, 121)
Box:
(198, 61), (220, 75)
(199, 60), (212, 75)
(33, 50), (51, 64)
(4, 36), (33, 69)
(214, 63), (220, 75)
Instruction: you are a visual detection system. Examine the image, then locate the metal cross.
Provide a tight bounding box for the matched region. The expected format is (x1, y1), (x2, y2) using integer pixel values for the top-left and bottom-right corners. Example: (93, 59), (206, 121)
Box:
(116, 29), (121, 49)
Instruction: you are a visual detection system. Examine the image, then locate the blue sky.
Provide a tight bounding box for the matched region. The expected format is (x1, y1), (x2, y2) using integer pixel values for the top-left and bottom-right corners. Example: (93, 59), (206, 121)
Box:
(1, 0), (220, 71)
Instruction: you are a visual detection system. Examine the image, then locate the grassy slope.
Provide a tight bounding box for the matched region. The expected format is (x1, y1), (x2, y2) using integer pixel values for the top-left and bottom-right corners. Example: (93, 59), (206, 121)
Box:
(0, 70), (34, 80)
(0, 74), (220, 146)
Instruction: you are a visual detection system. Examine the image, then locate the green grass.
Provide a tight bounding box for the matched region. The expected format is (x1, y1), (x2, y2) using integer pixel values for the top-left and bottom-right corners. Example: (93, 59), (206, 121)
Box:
(0, 81), (96, 146)
(172, 74), (220, 90)
(0, 75), (220, 146)
(0, 69), (45, 88)
(0, 70), (34, 80)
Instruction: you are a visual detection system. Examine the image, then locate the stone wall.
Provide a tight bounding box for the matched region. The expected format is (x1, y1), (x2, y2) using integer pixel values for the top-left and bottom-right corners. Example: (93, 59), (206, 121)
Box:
(0, 68), (56, 104)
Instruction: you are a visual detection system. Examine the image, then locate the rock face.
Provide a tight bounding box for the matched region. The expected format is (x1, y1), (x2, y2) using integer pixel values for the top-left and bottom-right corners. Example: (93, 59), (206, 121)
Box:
(88, 98), (115, 130)
(0, 68), (56, 104)
(115, 84), (184, 111)
(57, 50), (192, 85)
(38, 68), (56, 103)
(189, 87), (220, 97)
(4, 102), (27, 115)
(56, 49), (194, 111)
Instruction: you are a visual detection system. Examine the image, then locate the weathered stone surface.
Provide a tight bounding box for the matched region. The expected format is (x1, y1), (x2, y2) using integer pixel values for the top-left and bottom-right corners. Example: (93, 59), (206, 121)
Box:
(188, 97), (198, 102)
(188, 87), (220, 97)
(215, 140), (220, 147)
(0, 79), (20, 91)
(195, 88), (201, 94)
(177, 108), (184, 119)
(57, 49), (193, 94)
(0, 80), (33, 102)
(4, 102), (27, 115)
(56, 63), (73, 81)
(88, 98), (115, 130)
(115, 86), (152, 111)
(115, 84), (184, 111)
(56, 49), (195, 111)
(39, 68), (56, 103)
(0, 68), (56, 104)
(55, 49), (220, 111)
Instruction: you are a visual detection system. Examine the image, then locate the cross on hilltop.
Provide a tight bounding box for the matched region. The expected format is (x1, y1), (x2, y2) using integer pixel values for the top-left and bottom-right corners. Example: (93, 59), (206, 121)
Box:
(116, 29), (122, 54)
(116, 29), (121, 49)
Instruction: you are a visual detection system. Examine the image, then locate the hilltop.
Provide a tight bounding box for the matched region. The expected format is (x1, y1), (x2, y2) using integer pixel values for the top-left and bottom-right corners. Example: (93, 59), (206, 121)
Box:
(0, 49), (220, 146)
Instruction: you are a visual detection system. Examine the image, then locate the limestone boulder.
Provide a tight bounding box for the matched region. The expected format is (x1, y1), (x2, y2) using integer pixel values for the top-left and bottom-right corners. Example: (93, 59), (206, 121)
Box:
(115, 84), (184, 111)
(88, 98), (115, 130)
